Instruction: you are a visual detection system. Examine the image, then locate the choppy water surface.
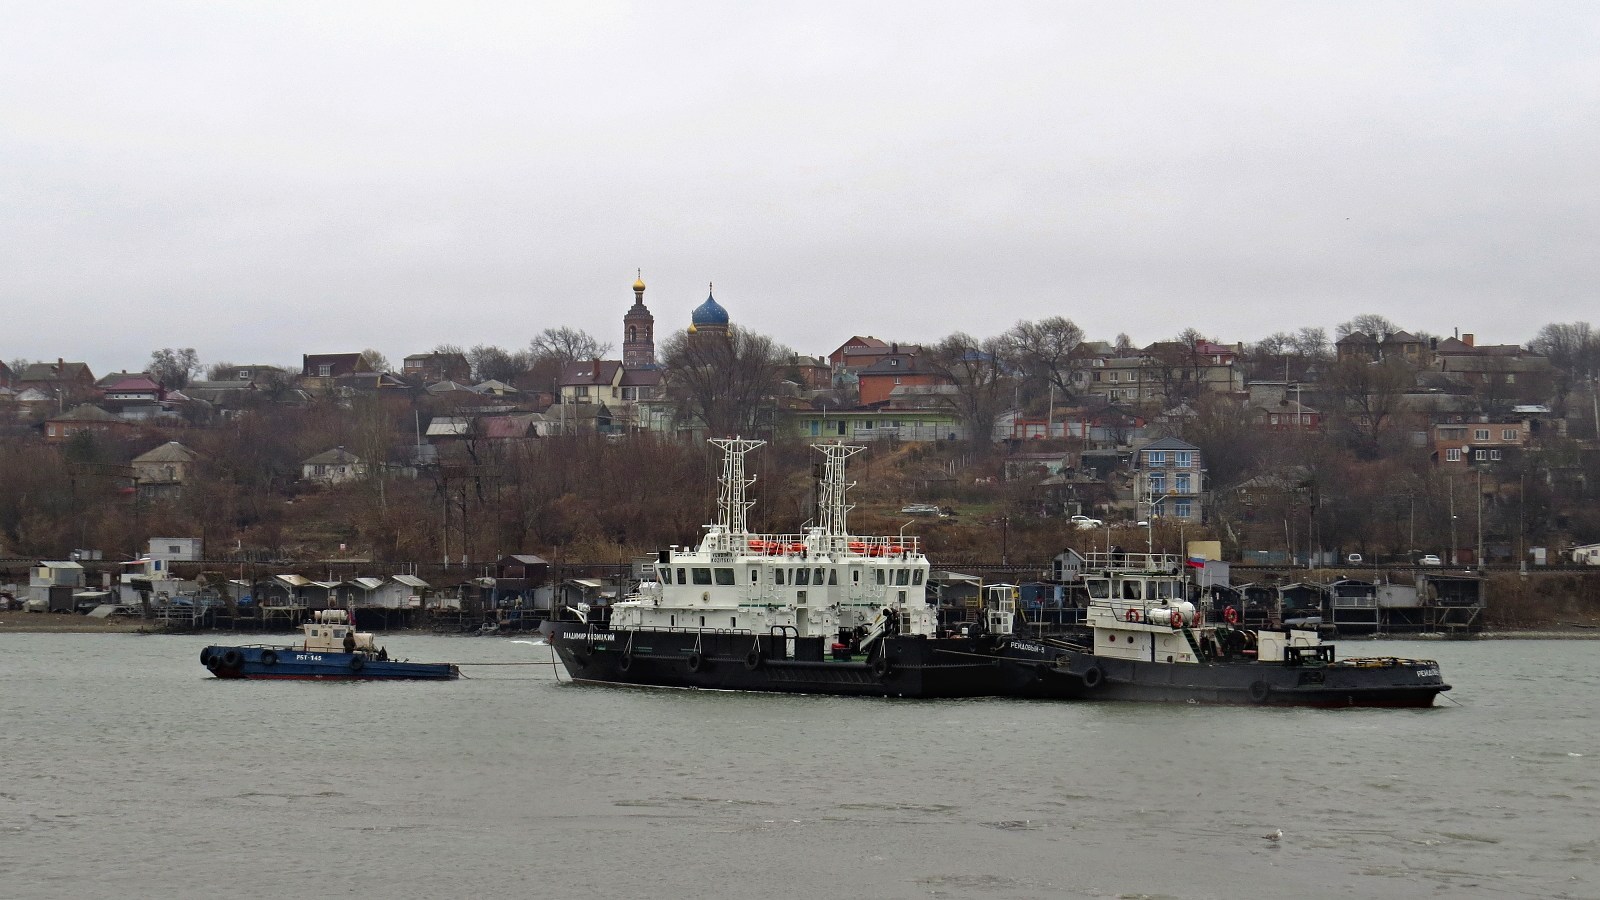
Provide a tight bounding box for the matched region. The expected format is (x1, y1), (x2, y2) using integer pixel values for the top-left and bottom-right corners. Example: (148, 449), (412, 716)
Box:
(1, 634), (1595, 899)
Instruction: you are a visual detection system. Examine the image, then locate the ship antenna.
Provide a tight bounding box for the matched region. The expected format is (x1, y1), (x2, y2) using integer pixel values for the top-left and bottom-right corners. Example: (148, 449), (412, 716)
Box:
(709, 437), (765, 551)
(814, 442), (865, 552)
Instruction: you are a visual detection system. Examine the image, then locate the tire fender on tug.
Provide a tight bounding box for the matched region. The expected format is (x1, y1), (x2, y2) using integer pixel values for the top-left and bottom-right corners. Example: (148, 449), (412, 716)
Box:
(744, 650), (761, 671)
(685, 652), (704, 673)
(1248, 680), (1271, 703)
(870, 656), (891, 678)
(260, 649), (278, 666)
(349, 655), (365, 672)
(1081, 665), (1103, 689)
(220, 649), (242, 669)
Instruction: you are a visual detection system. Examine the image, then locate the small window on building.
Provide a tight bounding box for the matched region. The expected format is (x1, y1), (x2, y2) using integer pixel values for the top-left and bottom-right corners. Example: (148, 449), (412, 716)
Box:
(692, 568), (712, 585)
(1490, 449), (1502, 460)
(714, 568), (735, 586)
(1175, 451), (1193, 468)
(1474, 449), (1487, 460)
(1147, 451), (1166, 466)
(1446, 449), (1462, 462)
(1502, 429), (1517, 441)
(1475, 429), (1490, 441)
(318, 364), (332, 376)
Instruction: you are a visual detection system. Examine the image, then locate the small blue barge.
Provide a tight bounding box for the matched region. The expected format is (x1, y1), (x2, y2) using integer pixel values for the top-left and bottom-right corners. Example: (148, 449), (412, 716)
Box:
(202, 609), (459, 680)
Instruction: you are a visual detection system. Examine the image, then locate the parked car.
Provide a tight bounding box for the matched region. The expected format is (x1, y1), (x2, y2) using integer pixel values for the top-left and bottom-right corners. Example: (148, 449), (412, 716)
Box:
(1070, 515), (1104, 530)
(901, 503), (945, 517)
(1346, 553), (1363, 564)
(1419, 554), (1442, 565)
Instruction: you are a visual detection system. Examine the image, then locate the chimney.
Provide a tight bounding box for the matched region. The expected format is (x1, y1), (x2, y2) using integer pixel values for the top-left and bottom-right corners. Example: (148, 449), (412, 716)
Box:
(591, 359), (601, 379)
(1463, 333), (1475, 347)
(891, 342), (899, 355)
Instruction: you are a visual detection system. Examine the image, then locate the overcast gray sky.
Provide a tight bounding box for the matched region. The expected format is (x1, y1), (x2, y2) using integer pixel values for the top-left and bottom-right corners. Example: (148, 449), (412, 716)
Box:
(5, 1), (1597, 375)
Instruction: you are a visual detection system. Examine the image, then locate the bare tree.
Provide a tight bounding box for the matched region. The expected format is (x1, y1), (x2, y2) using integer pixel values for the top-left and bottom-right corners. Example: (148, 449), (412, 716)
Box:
(1321, 356), (1415, 458)
(1336, 314), (1400, 341)
(1005, 316), (1084, 402)
(925, 332), (1014, 450)
(148, 348), (200, 389)
(529, 326), (612, 365)
(659, 327), (789, 436)
(468, 345), (532, 383)
(359, 348), (391, 374)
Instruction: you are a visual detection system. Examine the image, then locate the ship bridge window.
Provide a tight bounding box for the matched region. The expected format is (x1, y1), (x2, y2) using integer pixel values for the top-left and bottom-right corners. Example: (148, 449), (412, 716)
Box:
(895, 569), (910, 586)
(1122, 581), (1143, 600)
(913, 570), (923, 585)
(1154, 580), (1178, 599)
(825, 569), (836, 585)
(692, 568), (712, 585)
(1086, 579), (1110, 599)
(875, 569), (886, 585)
(776, 569), (786, 585)
(676, 568), (686, 584)
(794, 568), (810, 585)
(714, 568), (735, 585)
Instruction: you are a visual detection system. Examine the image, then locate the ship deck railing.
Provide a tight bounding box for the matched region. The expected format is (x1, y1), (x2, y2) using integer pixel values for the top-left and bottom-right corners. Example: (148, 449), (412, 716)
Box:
(701, 533), (922, 558)
(1081, 552), (1184, 573)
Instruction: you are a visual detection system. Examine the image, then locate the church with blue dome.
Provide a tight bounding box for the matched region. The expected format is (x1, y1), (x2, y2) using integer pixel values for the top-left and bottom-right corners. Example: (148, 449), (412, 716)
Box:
(688, 284), (730, 335)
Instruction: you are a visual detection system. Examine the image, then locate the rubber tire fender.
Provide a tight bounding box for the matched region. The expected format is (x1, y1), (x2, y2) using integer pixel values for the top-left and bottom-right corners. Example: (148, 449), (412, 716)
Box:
(1081, 665), (1103, 689)
(618, 653), (633, 673)
(1248, 680), (1271, 703)
(200, 648), (214, 666)
(220, 649), (243, 669)
(260, 649), (278, 666)
(349, 655), (365, 672)
(686, 652), (704, 673)
(870, 656), (891, 678)
(744, 650), (761, 671)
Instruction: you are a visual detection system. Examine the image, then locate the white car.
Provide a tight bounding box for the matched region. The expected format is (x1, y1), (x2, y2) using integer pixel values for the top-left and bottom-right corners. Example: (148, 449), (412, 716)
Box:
(1419, 554), (1442, 565)
(1070, 515), (1103, 530)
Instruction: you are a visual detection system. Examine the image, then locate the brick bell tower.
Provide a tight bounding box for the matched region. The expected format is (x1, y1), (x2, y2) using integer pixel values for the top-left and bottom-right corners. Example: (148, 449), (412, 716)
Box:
(622, 271), (655, 367)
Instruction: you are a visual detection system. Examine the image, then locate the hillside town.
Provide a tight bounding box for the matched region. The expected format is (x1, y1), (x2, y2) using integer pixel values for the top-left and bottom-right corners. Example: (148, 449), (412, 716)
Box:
(3, 277), (1600, 598)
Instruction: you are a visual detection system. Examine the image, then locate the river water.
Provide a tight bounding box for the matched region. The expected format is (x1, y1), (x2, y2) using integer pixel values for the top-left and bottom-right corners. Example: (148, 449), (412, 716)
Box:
(1, 633), (1595, 899)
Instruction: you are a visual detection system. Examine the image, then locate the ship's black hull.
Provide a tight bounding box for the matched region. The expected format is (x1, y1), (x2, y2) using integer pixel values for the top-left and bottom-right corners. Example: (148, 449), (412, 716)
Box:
(549, 626), (1448, 707)
(549, 624), (1003, 698)
(992, 640), (1450, 708)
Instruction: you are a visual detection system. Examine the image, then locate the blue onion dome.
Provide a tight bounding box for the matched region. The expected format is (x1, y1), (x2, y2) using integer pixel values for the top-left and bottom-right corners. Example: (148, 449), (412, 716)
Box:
(691, 286), (729, 326)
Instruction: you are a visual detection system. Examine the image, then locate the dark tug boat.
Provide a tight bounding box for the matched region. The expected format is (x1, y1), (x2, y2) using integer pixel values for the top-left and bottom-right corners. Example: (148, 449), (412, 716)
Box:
(984, 555), (1450, 707)
(548, 439), (1449, 707)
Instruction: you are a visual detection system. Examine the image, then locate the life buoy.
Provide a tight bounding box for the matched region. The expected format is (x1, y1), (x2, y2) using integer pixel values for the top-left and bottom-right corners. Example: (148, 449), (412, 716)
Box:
(1248, 680), (1270, 703)
(686, 652), (704, 673)
(220, 649), (242, 669)
(260, 650), (278, 666)
(618, 653), (633, 672)
(1081, 665), (1103, 689)
(349, 655), (365, 672)
(744, 650), (762, 671)
(1224, 606), (1240, 625)
(1124, 609), (1142, 623)
(1170, 611), (1184, 629)
(870, 656), (891, 678)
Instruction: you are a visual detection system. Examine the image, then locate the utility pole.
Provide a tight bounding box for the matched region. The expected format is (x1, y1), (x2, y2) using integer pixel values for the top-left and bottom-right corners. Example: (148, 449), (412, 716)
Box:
(1476, 469), (1484, 569)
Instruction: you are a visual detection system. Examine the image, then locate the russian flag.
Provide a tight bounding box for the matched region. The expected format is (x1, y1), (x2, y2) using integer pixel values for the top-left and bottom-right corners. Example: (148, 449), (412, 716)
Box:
(1185, 555), (1206, 569)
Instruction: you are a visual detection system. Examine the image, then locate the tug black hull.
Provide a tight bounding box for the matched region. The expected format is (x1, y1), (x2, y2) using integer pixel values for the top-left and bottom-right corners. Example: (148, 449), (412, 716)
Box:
(991, 640), (1450, 708)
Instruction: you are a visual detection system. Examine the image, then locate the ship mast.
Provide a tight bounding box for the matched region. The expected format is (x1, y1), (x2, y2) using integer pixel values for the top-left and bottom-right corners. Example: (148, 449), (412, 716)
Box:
(709, 437), (765, 551)
(815, 442), (865, 549)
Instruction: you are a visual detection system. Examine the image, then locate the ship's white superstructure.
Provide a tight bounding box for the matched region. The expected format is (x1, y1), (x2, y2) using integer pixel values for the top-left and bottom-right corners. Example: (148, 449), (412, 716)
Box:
(608, 440), (936, 640)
